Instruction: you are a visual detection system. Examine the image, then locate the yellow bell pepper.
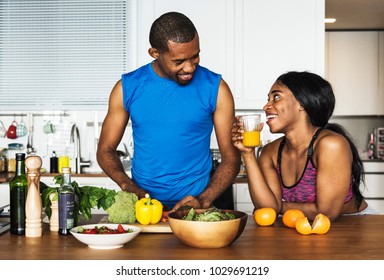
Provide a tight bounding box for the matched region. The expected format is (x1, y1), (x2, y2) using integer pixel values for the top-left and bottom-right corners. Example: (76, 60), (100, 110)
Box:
(135, 193), (163, 225)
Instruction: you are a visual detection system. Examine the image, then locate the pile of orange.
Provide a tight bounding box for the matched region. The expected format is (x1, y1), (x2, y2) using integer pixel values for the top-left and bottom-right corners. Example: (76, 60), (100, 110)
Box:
(282, 209), (331, 235)
(253, 207), (331, 234)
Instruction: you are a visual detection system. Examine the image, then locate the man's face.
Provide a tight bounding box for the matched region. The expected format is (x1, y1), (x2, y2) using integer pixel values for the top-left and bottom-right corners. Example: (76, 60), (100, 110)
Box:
(150, 34), (200, 85)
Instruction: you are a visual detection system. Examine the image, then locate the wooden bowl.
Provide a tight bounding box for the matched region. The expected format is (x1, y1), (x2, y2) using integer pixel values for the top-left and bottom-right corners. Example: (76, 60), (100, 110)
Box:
(168, 209), (248, 249)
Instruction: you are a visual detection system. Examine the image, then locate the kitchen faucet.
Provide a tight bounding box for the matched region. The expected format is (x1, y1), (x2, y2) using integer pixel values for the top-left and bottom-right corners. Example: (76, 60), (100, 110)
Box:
(70, 124), (91, 174)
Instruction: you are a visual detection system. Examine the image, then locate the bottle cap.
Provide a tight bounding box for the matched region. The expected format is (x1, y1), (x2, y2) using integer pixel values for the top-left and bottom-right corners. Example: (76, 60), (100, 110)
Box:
(61, 167), (71, 174)
(15, 153), (26, 160)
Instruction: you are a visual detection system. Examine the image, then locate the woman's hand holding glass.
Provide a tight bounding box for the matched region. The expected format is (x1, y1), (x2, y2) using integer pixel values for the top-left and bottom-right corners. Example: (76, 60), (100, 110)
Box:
(231, 115), (264, 154)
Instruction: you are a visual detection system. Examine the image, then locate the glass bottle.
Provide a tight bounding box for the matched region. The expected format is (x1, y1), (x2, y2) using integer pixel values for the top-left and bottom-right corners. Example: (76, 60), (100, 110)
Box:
(368, 133), (375, 159)
(9, 153), (28, 235)
(50, 151), (58, 173)
(58, 167), (75, 235)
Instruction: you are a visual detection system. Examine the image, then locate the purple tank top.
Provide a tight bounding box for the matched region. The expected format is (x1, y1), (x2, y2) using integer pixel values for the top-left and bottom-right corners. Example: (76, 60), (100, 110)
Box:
(278, 128), (353, 203)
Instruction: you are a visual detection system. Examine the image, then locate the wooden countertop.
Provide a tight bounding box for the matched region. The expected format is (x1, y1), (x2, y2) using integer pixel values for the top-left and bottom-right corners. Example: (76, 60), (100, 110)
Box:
(1, 214), (384, 260)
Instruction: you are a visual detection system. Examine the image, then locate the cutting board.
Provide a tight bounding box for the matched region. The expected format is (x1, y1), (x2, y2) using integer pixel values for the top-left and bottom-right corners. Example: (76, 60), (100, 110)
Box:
(99, 216), (172, 233)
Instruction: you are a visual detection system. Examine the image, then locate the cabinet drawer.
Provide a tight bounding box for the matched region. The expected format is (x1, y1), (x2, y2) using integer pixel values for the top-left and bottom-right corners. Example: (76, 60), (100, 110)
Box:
(233, 183), (254, 214)
(362, 174), (384, 198)
(363, 162), (384, 173)
(234, 183), (251, 203)
(365, 199), (384, 214)
(0, 183), (9, 207)
(235, 203), (254, 215)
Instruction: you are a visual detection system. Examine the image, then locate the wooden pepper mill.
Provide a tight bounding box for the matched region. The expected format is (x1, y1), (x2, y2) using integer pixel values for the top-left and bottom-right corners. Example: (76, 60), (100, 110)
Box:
(25, 155), (43, 237)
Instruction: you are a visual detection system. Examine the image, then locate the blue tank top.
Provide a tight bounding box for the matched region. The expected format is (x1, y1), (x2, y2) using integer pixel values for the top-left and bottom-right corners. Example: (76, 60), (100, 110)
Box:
(121, 62), (221, 208)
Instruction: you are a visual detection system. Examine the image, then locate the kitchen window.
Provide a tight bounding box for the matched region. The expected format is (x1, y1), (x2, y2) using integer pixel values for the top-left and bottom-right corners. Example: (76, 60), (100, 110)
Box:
(0, 0), (137, 111)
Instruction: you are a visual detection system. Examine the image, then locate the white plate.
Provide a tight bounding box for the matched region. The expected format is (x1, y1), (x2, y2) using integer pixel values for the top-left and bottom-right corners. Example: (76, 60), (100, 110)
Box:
(70, 224), (141, 249)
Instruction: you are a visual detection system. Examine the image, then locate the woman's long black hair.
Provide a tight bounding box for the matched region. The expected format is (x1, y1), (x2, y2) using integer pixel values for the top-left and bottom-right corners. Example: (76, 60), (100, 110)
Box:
(276, 71), (364, 209)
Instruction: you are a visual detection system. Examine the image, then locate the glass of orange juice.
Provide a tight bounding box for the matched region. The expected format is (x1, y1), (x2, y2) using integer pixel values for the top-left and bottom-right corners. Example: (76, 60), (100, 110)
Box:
(240, 114), (261, 147)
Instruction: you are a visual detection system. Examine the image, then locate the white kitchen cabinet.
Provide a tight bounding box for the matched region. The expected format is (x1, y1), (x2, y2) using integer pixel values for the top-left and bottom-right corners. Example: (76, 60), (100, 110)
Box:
(136, 0), (236, 89)
(0, 183), (9, 208)
(232, 0), (325, 109)
(326, 31), (383, 115)
(379, 32), (384, 113)
(233, 183), (254, 214)
(137, 0), (325, 110)
(362, 161), (384, 214)
(362, 179), (384, 214)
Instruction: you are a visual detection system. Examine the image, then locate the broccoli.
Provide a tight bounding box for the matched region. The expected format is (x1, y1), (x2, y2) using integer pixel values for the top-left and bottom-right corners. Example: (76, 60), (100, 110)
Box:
(106, 191), (138, 224)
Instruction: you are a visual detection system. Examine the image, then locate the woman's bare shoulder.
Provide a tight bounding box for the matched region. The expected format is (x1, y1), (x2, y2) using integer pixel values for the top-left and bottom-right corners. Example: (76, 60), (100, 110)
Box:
(314, 129), (352, 161)
(316, 129), (350, 150)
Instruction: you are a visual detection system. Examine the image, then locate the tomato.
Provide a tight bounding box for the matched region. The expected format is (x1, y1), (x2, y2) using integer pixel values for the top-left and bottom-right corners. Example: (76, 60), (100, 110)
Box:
(78, 224), (131, 234)
(81, 228), (98, 234)
(117, 224), (125, 233)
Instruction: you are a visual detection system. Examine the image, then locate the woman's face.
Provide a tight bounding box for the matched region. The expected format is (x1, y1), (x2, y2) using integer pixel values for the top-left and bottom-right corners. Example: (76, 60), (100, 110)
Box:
(149, 34), (200, 86)
(263, 81), (303, 133)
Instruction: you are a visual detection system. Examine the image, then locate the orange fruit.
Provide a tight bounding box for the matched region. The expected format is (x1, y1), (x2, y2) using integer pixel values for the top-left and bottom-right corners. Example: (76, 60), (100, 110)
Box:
(282, 209), (305, 228)
(312, 213), (331, 234)
(295, 217), (313, 235)
(295, 213), (331, 235)
(253, 207), (277, 226)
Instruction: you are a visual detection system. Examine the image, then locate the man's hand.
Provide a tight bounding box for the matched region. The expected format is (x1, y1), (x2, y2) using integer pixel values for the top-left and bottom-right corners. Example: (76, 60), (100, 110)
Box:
(171, 195), (211, 212)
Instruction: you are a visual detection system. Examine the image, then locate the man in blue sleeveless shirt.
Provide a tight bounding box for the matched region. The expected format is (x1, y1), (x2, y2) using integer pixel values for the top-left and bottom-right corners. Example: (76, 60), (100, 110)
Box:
(97, 12), (240, 211)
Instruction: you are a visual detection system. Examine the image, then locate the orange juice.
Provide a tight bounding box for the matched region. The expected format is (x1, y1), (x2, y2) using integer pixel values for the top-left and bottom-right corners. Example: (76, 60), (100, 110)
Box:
(243, 131), (260, 147)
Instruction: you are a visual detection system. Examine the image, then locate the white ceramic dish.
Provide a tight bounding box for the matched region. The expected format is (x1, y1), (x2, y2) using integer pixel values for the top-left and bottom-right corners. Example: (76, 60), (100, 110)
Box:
(70, 223), (141, 249)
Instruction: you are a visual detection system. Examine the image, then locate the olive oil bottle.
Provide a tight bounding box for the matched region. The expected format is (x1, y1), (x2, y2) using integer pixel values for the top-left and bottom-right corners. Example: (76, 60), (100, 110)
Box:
(58, 167), (75, 235)
(9, 153), (28, 235)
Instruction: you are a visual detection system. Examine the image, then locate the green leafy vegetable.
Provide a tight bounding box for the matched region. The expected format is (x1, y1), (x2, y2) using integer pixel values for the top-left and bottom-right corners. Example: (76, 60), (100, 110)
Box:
(183, 207), (236, 221)
(41, 176), (117, 222)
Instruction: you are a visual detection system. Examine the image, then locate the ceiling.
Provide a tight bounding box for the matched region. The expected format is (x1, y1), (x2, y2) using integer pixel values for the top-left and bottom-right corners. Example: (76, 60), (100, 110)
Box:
(325, 0), (384, 30)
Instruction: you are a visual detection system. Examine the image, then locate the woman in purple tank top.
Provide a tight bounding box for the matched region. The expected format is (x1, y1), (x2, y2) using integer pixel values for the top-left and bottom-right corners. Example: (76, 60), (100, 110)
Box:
(232, 71), (370, 221)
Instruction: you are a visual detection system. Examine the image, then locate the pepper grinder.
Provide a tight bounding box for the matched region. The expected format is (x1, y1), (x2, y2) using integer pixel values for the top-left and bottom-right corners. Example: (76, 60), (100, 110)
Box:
(25, 155), (43, 237)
